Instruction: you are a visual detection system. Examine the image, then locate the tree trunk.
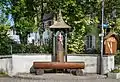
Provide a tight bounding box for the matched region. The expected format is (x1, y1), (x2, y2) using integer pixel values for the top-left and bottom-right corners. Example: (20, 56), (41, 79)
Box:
(20, 33), (28, 44)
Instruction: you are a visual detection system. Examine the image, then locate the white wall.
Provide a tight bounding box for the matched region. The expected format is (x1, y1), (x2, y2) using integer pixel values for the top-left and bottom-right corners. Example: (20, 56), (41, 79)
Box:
(67, 55), (98, 73)
(11, 54), (51, 76)
(103, 55), (114, 74)
(0, 54), (115, 76)
(0, 56), (12, 75)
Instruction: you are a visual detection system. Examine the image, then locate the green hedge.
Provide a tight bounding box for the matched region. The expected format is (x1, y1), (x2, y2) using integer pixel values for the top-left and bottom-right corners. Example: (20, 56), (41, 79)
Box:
(0, 38), (13, 55)
(115, 50), (120, 65)
(12, 44), (52, 54)
(0, 43), (52, 55)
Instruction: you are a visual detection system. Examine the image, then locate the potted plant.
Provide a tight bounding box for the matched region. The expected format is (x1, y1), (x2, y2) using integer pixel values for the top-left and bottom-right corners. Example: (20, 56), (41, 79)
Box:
(108, 68), (120, 79)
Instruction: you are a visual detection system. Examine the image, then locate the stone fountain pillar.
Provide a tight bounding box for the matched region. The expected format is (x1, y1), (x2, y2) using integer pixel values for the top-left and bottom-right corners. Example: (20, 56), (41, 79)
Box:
(56, 32), (64, 62)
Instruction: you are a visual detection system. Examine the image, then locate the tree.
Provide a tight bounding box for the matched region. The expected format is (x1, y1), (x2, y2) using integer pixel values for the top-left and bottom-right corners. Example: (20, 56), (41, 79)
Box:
(0, 24), (12, 55)
(63, 0), (100, 53)
(9, 0), (37, 44)
(0, 1), (12, 54)
(2, 0), (120, 53)
(43, 0), (100, 53)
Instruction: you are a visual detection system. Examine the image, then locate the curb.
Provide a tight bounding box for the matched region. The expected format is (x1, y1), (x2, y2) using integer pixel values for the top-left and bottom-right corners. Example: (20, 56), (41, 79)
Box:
(12, 73), (107, 80)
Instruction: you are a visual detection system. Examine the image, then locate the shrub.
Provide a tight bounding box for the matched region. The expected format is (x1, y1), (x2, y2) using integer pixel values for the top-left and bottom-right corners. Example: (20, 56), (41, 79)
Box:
(111, 69), (120, 73)
(0, 69), (8, 76)
(115, 50), (120, 65)
(11, 44), (52, 54)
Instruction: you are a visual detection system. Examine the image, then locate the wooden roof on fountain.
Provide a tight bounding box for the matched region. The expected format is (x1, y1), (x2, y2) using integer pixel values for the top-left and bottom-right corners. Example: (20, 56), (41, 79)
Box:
(49, 11), (71, 29)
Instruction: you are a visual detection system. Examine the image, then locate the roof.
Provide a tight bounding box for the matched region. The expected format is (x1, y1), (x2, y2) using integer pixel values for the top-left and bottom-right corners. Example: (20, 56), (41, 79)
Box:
(49, 10), (71, 29)
(104, 32), (119, 41)
(43, 12), (54, 21)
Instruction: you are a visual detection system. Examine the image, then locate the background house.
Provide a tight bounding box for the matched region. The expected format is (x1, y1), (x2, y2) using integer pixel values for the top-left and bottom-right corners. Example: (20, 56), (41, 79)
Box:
(7, 13), (54, 45)
(7, 28), (20, 44)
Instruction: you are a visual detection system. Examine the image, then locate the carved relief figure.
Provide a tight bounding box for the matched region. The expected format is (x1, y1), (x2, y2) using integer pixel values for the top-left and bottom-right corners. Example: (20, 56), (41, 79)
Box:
(56, 31), (64, 62)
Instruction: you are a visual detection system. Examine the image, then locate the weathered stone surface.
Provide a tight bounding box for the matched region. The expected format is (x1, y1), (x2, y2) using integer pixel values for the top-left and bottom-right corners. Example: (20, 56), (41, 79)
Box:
(108, 73), (120, 79)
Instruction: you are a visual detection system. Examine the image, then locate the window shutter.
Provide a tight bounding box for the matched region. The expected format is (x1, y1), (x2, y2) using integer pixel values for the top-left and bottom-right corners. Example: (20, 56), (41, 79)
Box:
(92, 35), (96, 48)
(84, 36), (87, 48)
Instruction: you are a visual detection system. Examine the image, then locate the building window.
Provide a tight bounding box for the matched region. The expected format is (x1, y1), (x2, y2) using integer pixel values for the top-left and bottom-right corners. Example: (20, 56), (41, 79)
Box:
(85, 35), (95, 49)
(85, 35), (96, 53)
(86, 35), (92, 48)
(13, 29), (16, 35)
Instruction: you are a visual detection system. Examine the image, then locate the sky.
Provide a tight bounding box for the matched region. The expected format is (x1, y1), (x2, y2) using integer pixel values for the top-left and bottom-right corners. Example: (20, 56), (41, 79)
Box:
(0, 1), (14, 26)
(0, 10), (14, 26)
(8, 14), (14, 26)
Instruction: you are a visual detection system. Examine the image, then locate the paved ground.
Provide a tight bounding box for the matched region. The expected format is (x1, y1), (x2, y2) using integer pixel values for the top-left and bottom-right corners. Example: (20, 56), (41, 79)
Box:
(14, 73), (107, 80)
(0, 73), (120, 82)
(0, 77), (120, 82)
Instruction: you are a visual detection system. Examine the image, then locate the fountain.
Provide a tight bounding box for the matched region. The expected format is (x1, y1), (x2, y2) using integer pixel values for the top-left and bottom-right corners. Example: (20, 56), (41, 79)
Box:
(33, 10), (85, 76)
